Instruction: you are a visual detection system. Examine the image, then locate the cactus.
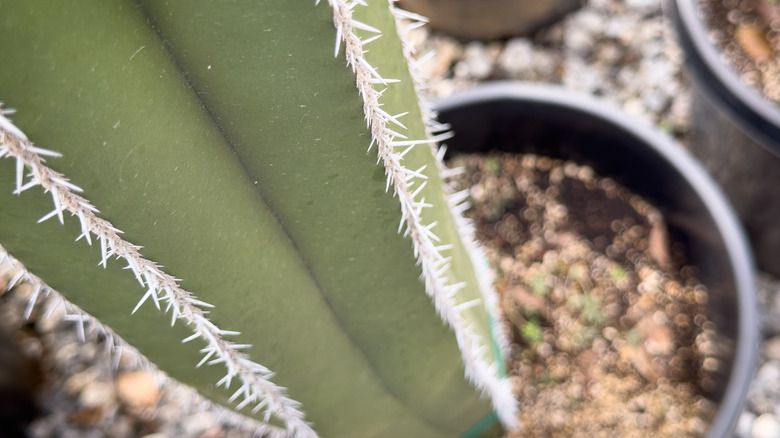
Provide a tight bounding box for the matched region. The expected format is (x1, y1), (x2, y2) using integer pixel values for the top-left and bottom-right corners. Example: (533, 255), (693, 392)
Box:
(0, 1), (516, 437)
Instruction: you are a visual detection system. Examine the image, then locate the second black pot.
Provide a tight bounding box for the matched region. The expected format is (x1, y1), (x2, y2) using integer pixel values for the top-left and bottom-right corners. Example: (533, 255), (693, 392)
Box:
(435, 83), (758, 438)
(667, 0), (780, 277)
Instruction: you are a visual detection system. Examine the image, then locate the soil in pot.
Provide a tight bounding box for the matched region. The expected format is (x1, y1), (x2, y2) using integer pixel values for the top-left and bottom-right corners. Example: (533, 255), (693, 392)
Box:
(449, 152), (725, 437)
(697, 0), (780, 105)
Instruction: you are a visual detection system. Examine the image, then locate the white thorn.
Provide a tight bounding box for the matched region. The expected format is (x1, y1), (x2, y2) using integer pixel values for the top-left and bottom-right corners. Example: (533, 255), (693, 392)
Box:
(25, 145), (62, 157)
(349, 19), (381, 34)
(24, 284), (42, 320)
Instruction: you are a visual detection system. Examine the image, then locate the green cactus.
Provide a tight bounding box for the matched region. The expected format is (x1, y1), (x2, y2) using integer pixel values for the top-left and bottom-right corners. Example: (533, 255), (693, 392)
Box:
(0, 1), (515, 437)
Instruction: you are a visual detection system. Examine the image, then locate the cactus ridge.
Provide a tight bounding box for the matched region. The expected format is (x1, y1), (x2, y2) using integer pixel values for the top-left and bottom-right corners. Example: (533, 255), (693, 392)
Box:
(388, 4), (517, 424)
(0, 109), (316, 437)
(389, 4), (514, 368)
(326, 0), (518, 428)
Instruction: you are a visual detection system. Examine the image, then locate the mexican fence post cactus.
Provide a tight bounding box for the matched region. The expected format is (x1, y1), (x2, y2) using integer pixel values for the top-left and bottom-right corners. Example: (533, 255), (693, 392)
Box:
(0, 1), (517, 436)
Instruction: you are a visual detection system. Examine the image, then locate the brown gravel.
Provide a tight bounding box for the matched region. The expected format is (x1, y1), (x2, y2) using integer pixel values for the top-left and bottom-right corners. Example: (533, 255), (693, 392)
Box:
(449, 152), (724, 437)
(698, 0), (780, 104)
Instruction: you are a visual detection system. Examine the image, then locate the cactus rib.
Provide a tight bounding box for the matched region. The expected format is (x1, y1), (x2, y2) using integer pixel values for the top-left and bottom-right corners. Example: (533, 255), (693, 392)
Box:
(387, 4), (516, 421)
(388, 0), (516, 410)
(0, 110), (316, 437)
(325, 0), (518, 429)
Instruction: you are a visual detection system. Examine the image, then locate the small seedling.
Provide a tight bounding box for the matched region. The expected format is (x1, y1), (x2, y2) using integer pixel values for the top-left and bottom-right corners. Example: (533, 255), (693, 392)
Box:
(626, 327), (643, 346)
(520, 320), (544, 346)
(530, 271), (551, 297)
(484, 156), (502, 175)
(609, 264), (627, 284)
(569, 293), (605, 326)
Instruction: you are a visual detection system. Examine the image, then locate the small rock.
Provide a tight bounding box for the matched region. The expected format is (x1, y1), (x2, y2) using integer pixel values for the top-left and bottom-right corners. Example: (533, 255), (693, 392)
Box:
(65, 369), (100, 394)
(758, 275), (780, 334)
(106, 416), (135, 438)
(67, 407), (105, 426)
(37, 301), (65, 332)
(625, 0), (661, 15)
(749, 362), (780, 414)
(564, 25), (595, 56)
(115, 371), (160, 409)
(735, 24), (772, 62)
(636, 311), (674, 356)
(563, 59), (603, 93)
(648, 222), (671, 268)
(532, 50), (559, 79)
(182, 412), (218, 436)
(641, 89), (668, 115)
(764, 336), (780, 361)
(498, 38), (534, 76)
(425, 37), (461, 78)
(459, 42), (493, 80)
(737, 411), (757, 438)
(620, 344), (660, 382)
(79, 381), (115, 409)
(604, 15), (641, 45)
(755, 361), (780, 386)
(753, 413), (780, 438)
(570, 9), (605, 35)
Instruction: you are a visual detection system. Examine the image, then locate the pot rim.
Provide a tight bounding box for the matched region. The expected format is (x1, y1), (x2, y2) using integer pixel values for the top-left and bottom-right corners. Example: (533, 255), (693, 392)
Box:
(435, 82), (759, 438)
(667, 0), (780, 154)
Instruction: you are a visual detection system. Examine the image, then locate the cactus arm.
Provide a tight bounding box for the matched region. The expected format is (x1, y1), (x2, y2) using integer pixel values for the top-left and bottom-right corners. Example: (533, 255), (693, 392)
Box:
(0, 0), (515, 435)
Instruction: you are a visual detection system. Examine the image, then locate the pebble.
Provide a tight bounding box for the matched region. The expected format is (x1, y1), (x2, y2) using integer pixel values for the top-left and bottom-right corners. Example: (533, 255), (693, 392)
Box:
(498, 39), (534, 75)
(753, 413), (780, 438)
(182, 412), (218, 436)
(79, 381), (115, 409)
(749, 362), (780, 414)
(764, 335), (780, 361)
(738, 412), (757, 438)
(115, 370), (160, 409)
(625, 0), (662, 14)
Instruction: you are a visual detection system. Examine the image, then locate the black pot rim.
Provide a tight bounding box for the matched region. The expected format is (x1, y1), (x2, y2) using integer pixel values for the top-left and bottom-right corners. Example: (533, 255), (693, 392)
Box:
(435, 82), (759, 438)
(667, 0), (780, 155)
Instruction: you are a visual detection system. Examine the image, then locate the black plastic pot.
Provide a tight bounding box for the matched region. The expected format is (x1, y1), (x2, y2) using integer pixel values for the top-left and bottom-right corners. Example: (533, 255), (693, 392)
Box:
(397, 0), (583, 41)
(435, 83), (758, 438)
(667, 0), (780, 277)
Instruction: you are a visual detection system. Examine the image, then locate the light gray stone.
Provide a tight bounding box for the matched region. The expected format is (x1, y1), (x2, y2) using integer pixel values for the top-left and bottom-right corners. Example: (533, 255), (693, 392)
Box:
(79, 381), (115, 408)
(498, 38), (534, 75)
(625, 0), (662, 14)
(738, 411), (757, 438)
(753, 413), (780, 438)
(182, 412), (218, 436)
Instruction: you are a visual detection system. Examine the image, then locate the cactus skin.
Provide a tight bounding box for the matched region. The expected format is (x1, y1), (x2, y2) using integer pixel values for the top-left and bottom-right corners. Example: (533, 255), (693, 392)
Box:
(0, 1), (513, 437)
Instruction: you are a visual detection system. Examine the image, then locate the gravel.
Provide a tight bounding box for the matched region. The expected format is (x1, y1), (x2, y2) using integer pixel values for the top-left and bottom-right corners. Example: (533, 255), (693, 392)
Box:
(0, 0), (778, 436)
